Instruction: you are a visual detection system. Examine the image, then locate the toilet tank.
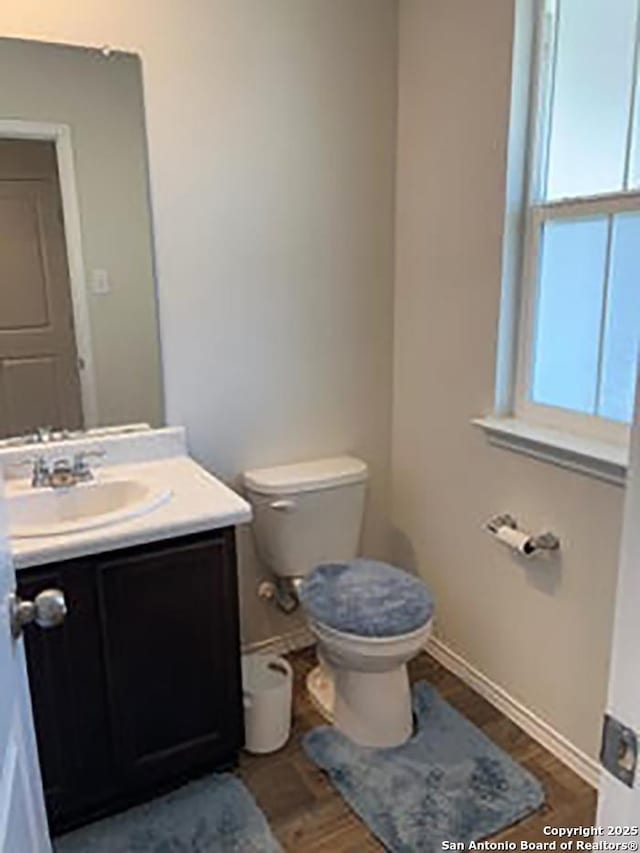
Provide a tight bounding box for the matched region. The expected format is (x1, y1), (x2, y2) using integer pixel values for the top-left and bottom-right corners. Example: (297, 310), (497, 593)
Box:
(244, 456), (368, 579)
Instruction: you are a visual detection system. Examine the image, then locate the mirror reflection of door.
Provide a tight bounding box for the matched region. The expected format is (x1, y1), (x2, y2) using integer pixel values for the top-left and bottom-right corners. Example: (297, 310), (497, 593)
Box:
(0, 138), (83, 438)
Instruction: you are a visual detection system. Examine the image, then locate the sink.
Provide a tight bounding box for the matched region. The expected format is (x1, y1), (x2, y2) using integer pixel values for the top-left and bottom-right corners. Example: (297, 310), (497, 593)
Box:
(8, 479), (172, 539)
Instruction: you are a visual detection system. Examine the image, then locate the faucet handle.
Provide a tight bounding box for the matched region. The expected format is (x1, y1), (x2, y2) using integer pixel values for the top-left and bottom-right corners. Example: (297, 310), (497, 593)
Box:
(72, 449), (105, 479)
(7, 456), (51, 488)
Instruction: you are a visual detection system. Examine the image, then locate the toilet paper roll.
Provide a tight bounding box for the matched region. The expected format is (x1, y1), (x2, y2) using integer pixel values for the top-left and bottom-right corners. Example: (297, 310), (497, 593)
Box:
(494, 525), (537, 556)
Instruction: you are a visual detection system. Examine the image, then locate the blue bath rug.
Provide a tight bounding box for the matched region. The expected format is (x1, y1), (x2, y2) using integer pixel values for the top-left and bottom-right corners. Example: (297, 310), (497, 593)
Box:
(54, 773), (281, 853)
(303, 682), (544, 852)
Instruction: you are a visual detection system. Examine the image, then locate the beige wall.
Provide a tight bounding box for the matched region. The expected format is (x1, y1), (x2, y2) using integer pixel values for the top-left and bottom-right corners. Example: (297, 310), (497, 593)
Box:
(1, 0), (620, 762)
(0, 38), (163, 429)
(393, 0), (623, 759)
(0, 1), (398, 645)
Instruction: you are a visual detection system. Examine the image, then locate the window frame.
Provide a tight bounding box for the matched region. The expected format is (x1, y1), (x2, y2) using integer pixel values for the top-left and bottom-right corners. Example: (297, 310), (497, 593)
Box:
(513, 0), (640, 448)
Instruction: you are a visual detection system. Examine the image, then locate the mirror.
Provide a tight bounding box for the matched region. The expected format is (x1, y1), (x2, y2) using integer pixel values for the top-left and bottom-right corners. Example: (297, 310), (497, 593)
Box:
(0, 37), (163, 442)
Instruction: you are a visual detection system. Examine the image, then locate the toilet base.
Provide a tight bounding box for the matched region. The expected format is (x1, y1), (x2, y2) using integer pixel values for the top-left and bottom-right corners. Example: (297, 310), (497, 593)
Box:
(305, 620), (432, 748)
(306, 664), (335, 723)
(332, 663), (413, 747)
(306, 654), (414, 748)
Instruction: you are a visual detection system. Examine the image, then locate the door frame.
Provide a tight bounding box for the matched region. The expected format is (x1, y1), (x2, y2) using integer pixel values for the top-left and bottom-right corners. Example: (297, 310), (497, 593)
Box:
(0, 119), (98, 428)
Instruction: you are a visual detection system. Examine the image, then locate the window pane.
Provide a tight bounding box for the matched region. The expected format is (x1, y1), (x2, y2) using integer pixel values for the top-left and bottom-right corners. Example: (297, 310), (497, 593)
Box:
(531, 217), (608, 413)
(598, 213), (640, 422)
(546, 0), (637, 200)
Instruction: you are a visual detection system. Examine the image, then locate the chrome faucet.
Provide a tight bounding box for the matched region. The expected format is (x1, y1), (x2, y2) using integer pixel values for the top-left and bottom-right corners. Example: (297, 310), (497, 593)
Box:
(12, 450), (105, 489)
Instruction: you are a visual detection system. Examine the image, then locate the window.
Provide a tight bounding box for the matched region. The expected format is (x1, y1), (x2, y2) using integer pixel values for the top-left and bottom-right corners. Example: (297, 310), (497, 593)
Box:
(515, 0), (640, 445)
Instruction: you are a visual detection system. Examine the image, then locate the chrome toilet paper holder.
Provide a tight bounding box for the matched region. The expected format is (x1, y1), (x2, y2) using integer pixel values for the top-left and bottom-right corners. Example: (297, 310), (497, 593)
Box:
(485, 514), (560, 553)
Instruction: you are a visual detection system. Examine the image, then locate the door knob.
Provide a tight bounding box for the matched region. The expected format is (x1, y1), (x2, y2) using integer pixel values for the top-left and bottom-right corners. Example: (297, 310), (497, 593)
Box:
(9, 589), (67, 638)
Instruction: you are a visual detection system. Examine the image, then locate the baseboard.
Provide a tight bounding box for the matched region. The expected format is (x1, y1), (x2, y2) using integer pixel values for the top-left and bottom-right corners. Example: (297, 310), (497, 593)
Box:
(425, 635), (600, 789)
(242, 626), (314, 658)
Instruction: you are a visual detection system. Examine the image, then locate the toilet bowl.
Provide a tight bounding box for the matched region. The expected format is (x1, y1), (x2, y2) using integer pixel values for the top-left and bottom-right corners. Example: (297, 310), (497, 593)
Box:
(306, 617), (433, 747)
(243, 456), (434, 749)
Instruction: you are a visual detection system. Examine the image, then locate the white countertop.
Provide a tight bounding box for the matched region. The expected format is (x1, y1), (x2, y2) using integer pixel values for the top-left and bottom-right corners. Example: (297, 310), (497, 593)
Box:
(4, 428), (252, 569)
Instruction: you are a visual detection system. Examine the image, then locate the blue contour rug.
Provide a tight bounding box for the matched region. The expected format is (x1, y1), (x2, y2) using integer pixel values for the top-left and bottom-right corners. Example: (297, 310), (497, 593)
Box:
(303, 681), (545, 852)
(54, 773), (281, 853)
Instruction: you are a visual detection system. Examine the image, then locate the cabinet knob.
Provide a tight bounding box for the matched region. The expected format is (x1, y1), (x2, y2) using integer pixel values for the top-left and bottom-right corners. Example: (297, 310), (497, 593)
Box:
(9, 589), (67, 639)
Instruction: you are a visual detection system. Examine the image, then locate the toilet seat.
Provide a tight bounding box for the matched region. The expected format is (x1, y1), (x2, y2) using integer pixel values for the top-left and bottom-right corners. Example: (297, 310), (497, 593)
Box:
(310, 616), (432, 653)
(299, 559), (434, 639)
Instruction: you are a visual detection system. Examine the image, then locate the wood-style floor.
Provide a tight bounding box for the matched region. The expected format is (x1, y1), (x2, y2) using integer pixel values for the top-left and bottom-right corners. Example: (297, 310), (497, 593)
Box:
(238, 647), (597, 852)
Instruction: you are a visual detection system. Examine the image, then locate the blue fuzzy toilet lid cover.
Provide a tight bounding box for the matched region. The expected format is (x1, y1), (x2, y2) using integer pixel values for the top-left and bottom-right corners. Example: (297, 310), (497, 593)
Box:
(299, 559), (434, 639)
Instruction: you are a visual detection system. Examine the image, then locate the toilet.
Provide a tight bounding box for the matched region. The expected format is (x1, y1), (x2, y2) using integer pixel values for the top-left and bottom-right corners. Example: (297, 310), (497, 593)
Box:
(244, 456), (434, 748)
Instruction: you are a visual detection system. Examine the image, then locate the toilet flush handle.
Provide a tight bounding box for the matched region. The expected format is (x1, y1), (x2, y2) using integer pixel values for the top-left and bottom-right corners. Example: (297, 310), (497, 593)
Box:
(269, 499), (297, 513)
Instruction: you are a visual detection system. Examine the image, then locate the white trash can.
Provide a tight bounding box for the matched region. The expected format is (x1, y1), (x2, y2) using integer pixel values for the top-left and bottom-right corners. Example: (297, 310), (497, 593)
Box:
(242, 653), (293, 754)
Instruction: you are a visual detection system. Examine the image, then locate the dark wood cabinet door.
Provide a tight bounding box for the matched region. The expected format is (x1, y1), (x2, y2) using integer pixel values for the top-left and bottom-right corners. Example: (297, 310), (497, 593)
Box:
(95, 530), (243, 792)
(18, 561), (113, 830)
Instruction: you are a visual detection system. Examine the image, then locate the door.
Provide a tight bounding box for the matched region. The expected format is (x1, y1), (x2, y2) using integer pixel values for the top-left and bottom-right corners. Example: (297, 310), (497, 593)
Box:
(0, 139), (83, 437)
(597, 370), (640, 823)
(0, 474), (51, 852)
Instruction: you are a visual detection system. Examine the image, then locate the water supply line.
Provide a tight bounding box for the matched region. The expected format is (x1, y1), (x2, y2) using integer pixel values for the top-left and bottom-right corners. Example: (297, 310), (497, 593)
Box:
(258, 577), (303, 614)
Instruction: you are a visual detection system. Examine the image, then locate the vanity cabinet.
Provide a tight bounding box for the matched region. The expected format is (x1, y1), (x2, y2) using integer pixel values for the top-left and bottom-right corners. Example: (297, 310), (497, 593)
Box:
(17, 528), (244, 835)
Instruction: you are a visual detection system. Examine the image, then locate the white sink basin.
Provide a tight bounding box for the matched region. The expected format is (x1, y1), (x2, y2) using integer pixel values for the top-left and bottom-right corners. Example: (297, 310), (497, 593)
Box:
(8, 479), (172, 539)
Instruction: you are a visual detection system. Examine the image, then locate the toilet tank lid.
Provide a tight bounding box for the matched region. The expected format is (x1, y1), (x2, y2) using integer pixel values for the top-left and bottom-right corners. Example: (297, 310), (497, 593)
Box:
(243, 456), (368, 495)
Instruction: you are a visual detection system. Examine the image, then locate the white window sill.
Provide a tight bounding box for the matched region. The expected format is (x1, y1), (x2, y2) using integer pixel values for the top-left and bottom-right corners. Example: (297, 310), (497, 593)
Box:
(472, 416), (628, 486)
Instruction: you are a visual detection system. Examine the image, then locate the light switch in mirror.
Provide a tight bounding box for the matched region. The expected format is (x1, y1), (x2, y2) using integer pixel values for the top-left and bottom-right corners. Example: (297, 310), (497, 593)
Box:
(0, 37), (163, 443)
